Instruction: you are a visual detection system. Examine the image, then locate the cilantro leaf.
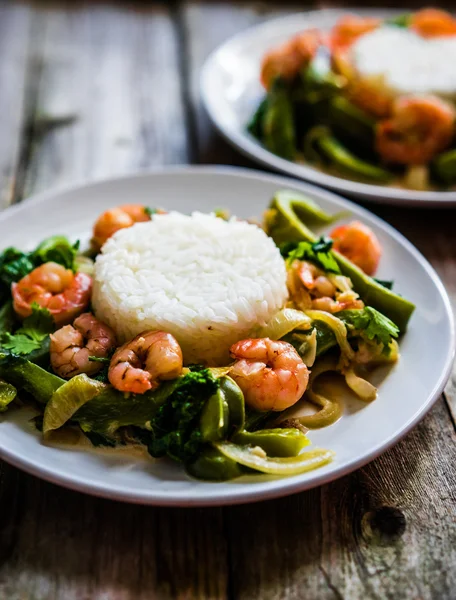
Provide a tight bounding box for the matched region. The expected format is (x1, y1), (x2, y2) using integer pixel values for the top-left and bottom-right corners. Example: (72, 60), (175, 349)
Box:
(33, 236), (80, 271)
(281, 237), (341, 274)
(340, 307), (399, 353)
(1, 304), (54, 355)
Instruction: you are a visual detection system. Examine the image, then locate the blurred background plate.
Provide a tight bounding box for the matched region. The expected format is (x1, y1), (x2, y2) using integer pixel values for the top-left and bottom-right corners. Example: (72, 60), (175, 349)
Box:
(0, 167), (454, 505)
(201, 9), (456, 206)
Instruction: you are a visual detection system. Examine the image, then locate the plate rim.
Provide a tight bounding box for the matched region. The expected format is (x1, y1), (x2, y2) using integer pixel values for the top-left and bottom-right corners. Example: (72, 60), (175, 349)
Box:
(200, 8), (456, 206)
(0, 165), (454, 506)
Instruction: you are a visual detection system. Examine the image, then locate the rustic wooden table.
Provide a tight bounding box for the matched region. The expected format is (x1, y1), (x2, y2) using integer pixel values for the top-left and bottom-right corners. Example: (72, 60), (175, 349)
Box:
(0, 1), (455, 598)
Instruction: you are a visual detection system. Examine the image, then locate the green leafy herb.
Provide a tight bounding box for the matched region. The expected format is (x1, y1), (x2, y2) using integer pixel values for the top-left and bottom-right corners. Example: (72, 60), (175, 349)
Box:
(1, 304), (54, 355)
(135, 369), (219, 463)
(0, 236), (80, 301)
(373, 278), (394, 290)
(340, 307), (399, 353)
(144, 207), (157, 218)
(34, 236), (80, 271)
(281, 237), (341, 274)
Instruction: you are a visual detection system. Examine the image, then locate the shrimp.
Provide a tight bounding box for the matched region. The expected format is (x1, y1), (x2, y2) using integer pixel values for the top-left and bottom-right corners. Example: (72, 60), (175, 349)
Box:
(108, 331), (183, 394)
(288, 260), (363, 313)
(12, 262), (92, 326)
(330, 221), (382, 276)
(92, 204), (152, 250)
(330, 15), (381, 52)
(261, 29), (324, 89)
(376, 96), (456, 165)
(411, 8), (456, 38)
(230, 338), (309, 411)
(50, 312), (117, 378)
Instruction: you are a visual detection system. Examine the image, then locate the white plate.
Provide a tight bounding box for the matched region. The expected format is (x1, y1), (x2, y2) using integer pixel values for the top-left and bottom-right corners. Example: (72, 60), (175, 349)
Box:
(0, 167), (454, 506)
(201, 9), (456, 206)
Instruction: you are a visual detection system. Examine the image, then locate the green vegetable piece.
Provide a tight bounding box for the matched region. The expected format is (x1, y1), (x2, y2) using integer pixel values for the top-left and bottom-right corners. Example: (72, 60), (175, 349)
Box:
(386, 13), (411, 28)
(43, 374), (107, 433)
(1, 304), (54, 356)
(220, 376), (245, 434)
(0, 379), (17, 412)
(232, 428), (310, 457)
(328, 96), (375, 148)
(0, 302), (16, 335)
(338, 307), (399, 353)
(200, 388), (229, 442)
(186, 446), (244, 481)
(267, 192), (415, 332)
(373, 278), (394, 290)
(0, 353), (64, 404)
(266, 190), (340, 233)
(34, 235), (80, 271)
(315, 128), (393, 182)
(281, 237), (341, 274)
(247, 97), (268, 140)
(215, 441), (334, 476)
(0, 248), (35, 301)
(433, 149), (456, 185)
(73, 380), (179, 435)
(263, 79), (296, 160)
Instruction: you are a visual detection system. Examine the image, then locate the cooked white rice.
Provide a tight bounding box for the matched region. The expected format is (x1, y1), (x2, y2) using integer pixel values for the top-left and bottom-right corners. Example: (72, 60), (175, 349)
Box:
(92, 212), (288, 365)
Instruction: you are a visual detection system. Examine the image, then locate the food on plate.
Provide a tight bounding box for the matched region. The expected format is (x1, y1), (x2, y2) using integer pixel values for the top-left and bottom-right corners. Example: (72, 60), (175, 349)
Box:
(249, 9), (456, 191)
(0, 193), (415, 482)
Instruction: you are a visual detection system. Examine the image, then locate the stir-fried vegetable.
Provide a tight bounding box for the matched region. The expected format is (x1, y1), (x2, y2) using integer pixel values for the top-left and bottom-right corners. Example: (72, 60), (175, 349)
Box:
(215, 441), (334, 476)
(266, 192), (415, 332)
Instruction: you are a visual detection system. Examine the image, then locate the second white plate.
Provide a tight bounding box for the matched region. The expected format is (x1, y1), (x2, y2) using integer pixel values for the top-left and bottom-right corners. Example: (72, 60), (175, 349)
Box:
(201, 9), (456, 206)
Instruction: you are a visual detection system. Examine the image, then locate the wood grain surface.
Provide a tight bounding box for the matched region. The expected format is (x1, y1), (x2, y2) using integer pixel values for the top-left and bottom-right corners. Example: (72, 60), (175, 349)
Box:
(0, 2), (455, 599)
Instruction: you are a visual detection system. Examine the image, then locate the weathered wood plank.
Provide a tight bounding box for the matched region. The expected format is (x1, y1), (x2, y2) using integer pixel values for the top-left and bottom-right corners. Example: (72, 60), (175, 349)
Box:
(19, 1), (189, 202)
(223, 400), (456, 600)
(0, 473), (229, 600)
(0, 2), (33, 208)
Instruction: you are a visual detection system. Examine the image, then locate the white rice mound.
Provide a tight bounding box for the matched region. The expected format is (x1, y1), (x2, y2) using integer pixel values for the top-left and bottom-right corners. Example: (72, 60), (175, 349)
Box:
(92, 211), (288, 365)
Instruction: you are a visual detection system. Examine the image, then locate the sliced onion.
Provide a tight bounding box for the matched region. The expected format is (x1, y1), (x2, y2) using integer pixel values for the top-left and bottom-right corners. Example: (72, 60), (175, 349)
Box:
(43, 374), (106, 433)
(329, 274), (353, 293)
(74, 255), (95, 275)
(256, 308), (312, 340)
(208, 367), (233, 378)
(299, 328), (317, 367)
(215, 441), (334, 476)
(301, 355), (342, 428)
(344, 368), (377, 402)
(306, 310), (354, 361)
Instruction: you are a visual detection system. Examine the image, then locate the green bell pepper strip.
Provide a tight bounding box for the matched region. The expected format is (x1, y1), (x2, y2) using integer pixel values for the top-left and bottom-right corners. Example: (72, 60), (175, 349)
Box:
(232, 428), (310, 457)
(433, 149), (456, 185)
(262, 78), (296, 160)
(0, 379), (17, 412)
(200, 388), (229, 442)
(313, 128), (393, 183)
(220, 376), (245, 433)
(328, 96), (375, 148)
(0, 353), (64, 405)
(267, 192), (415, 332)
(186, 446), (244, 481)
